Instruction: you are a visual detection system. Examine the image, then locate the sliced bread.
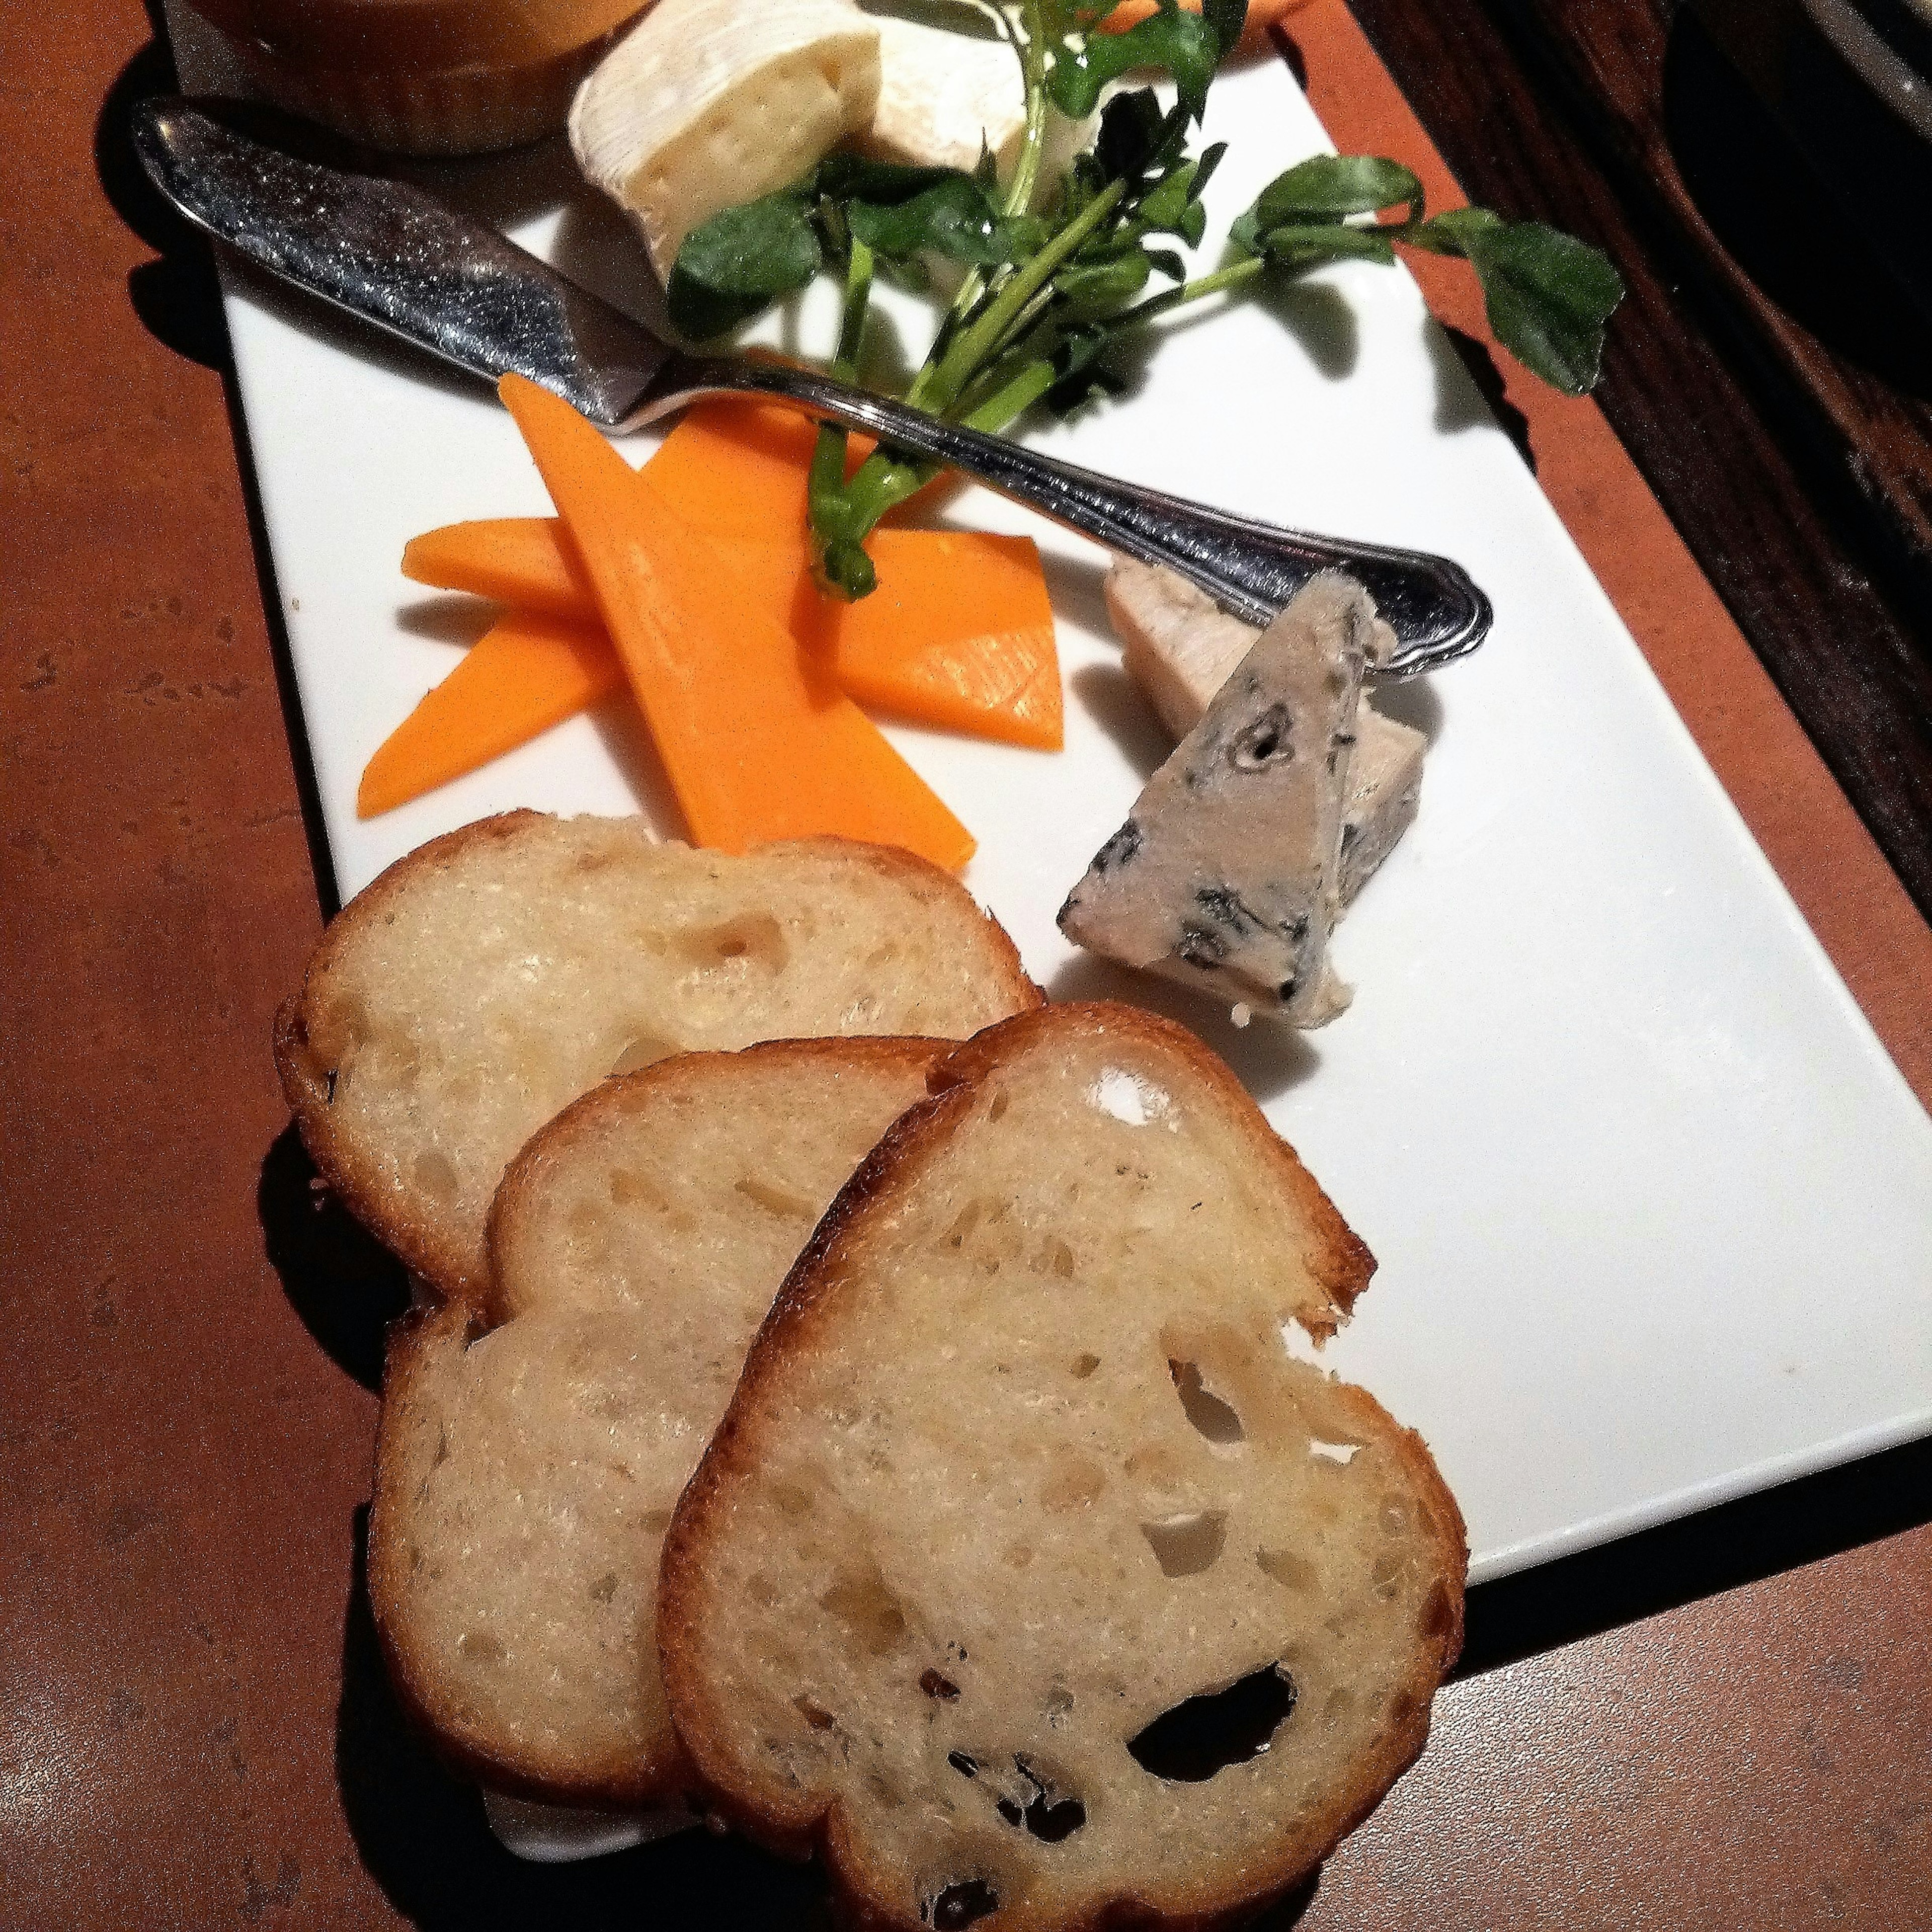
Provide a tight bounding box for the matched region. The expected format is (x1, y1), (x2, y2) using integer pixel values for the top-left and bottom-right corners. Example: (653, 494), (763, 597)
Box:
(368, 1037), (948, 1808)
(274, 812), (1038, 1302)
(659, 1002), (1466, 1931)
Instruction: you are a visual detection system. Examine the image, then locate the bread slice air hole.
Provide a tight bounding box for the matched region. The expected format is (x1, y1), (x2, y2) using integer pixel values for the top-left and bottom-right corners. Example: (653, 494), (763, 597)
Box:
(679, 912), (788, 975)
(608, 1031), (679, 1075)
(1309, 1439), (1360, 1465)
(995, 1757), (1086, 1842)
(920, 1669), (961, 1702)
(820, 1567), (909, 1655)
(1168, 1359), (1245, 1444)
(924, 1877), (1000, 1929)
(1140, 1510), (1229, 1578)
(1070, 1351), (1101, 1379)
(734, 1175), (818, 1220)
(1256, 1547), (1318, 1591)
(1125, 1664), (1297, 1783)
(413, 1149), (459, 1202)
(793, 1693), (838, 1731)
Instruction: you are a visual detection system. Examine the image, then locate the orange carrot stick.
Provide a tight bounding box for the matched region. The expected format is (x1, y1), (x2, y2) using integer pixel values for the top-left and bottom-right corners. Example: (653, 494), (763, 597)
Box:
(404, 518), (1062, 751)
(497, 374), (976, 869)
(402, 519), (596, 619)
(357, 611), (622, 818)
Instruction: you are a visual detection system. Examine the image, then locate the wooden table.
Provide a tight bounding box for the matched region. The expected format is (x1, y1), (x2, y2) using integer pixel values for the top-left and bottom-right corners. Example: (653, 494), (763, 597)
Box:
(5, 2), (1929, 1924)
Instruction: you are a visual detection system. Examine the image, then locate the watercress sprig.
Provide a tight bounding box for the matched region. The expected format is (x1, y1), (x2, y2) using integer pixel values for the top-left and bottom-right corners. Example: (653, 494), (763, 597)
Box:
(667, 0), (1624, 600)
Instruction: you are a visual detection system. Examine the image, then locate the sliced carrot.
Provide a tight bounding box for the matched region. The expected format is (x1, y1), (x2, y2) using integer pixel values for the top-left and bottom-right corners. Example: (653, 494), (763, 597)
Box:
(497, 374), (975, 869)
(358, 611), (622, 819)
(819, 531), (1062, 751)
(1096, 0), (1308, 54)
(403, 518), (595, 618)
(646, 401), (869, 536)
(404, 517), (1063, 751)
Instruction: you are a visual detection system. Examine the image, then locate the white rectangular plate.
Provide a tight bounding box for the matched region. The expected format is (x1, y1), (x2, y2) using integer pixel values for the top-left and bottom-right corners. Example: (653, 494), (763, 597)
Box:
(177, 19), (1932, 1586)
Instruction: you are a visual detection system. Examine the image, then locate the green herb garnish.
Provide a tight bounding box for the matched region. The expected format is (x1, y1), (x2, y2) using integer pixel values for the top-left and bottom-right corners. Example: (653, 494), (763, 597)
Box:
(668, 0), (1624, 599)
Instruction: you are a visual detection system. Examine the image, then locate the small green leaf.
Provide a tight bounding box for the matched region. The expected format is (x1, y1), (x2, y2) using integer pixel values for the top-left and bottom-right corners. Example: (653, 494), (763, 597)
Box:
(1255, 154), (1424, 228)
(666, 193), (822, 339)
(1457, 220), (1624, 395)
(1056, 249), (1153, 321)
(1137, 158), (1199, 233)
(1255, 221), (1398, 269)
(814, 153), (949, 203)
(848, 178), (1022, 266)
(1409, 205), (1503, 257)
(1050, 2), (1223, 121)
(1044, 326), (1128, 417)
(1146, 247), (1187, 281)
(1228, 206), (1263, 257)
(1202, 0), (1249, 59)
(1095, 89), (1169, 184)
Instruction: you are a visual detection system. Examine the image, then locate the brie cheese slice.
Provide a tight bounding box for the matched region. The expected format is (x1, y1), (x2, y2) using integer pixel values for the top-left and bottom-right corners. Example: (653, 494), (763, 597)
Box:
(862, 14), (1093, 186)
(1061, 573), (1381, 1027)
(571, 0), (881, 281)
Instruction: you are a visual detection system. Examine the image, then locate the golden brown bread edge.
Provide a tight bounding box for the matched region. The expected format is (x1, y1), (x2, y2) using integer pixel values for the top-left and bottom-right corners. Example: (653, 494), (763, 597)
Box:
(366, 1034), (958, 1809)
(656, 1001), (1466, 1928)
(362, 1296), (653, 1809)
(272, 812), (1041, 1304)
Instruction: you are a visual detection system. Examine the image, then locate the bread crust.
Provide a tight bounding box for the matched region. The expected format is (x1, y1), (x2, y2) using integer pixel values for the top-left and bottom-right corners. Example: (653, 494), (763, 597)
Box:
(370, 1033), (957, 1811)
(484, 1034), (954, 1326)
(370, 1300), (704, 1809)
(659, 1002), (1464, 1930)
(273, 812), (1041, 1304)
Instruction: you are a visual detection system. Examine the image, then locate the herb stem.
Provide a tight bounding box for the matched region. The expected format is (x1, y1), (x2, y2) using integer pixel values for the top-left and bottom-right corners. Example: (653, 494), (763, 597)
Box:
(1109, 252), (1266, 330)
(924, 177), (1129, 416)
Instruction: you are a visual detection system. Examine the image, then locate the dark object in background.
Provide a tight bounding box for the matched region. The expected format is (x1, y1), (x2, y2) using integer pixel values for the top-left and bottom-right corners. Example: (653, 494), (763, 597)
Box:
(1689, 0), (1932, 337)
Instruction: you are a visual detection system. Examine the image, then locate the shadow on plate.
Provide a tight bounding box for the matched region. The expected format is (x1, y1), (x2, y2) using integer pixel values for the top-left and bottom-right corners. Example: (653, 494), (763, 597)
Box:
(397, 595), (497, 647)
(1363, 667), (1444, 750)
(259, 1123), (409, 1393)
(1070, 660), (1170, 781)
(336, 1506), (834, 1930)
(1427, 324), (1536, 472)
(1458, 1431), (1932, 1679)
(1045, 954), (1322, 1104)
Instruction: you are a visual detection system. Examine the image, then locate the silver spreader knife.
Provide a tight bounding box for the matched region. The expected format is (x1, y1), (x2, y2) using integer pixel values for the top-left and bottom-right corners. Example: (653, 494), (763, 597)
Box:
(131, 98), (1492, 675)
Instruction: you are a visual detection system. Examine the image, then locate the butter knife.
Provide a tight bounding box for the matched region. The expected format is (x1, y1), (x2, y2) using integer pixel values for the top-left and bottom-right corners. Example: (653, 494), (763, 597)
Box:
(131, 97), (1491, 674)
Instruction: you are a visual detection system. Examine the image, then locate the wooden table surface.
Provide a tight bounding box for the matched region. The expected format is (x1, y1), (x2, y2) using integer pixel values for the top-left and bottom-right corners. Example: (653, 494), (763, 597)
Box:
(5, 2), (1929, 1926)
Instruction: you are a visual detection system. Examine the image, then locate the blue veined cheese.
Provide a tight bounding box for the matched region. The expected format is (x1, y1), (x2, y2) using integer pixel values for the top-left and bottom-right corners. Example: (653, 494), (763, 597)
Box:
(1103, 559), (1423, 907)
(1059, 573), (1382, 1028)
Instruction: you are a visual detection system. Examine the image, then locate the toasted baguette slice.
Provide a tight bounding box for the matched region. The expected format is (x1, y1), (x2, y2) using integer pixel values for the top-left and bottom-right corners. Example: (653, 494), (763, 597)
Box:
(274, 813), (1038, 1302)
(660, 1004), (1466, 1932)
(369, 1038), (948, 1808)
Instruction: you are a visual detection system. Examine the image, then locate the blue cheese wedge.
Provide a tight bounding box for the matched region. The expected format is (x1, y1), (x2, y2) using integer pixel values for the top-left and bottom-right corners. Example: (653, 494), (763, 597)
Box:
(1061, 572), (1385, 1027)
(1104, 559), (1422, 906)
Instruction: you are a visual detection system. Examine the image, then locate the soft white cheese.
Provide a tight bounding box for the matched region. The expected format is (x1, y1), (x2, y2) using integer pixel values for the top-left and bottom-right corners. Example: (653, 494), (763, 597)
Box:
(1060, 573), (1381, 1027)
(571, 0), (882, 281)
(861, 14), (1095, 187)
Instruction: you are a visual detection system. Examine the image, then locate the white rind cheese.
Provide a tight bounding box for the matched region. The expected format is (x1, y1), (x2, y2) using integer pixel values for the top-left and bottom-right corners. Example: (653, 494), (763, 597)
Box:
(570, 0), (882, 281)
(861, 15), (1094, 186)
(863, 14), (1028, 176)
(1103, 558), (1423, 906)
(1060, 573), (1381, 1028)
